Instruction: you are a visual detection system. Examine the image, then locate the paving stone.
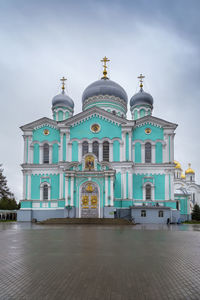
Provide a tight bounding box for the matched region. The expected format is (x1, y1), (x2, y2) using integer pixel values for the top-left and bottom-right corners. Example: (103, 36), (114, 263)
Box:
(0, 223), (200, 300)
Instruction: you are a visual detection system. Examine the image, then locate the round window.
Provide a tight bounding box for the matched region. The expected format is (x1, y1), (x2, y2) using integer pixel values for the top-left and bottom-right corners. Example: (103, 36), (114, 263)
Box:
(43, 129), (50, 136)
(145, 128), (151, 134)
(91, 124), (100, 133)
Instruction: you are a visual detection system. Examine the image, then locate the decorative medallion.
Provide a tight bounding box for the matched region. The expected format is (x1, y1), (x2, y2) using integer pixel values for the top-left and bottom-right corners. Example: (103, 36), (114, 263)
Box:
(91, 123), (100, 133)
(85, 183), (94, 193)
(145, 128), (151, 134)
(43, 129), (50, 136)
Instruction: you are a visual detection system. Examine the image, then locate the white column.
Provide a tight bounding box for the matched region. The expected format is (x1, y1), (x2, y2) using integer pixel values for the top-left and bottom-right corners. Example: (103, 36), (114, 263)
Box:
(163, 134), (169, 163)
(99, 143), (103, 161)
(65, 133), (70, 161)
(70, 175), (74, 206)
(27, 173), (31, 200)
(60, 133), (64, 161)
(89, 142), (92, 153)
(122, 172), (126, 199)
(49, 145), (53, 164)
(27, 136), (32, 164)
(60, 173), (63, 199)
(58, 145), (61, 162)
(30, 146), (33, 164)
(132, 143), (135, 162)
(165, 173), (169, 200)
(152, 144), (156, 163)
(39, 145), (43, 164)
(68, 143), (72, 161)
(78, 142), (82, 161)
(128, 172), (132, 200)
(105, 175), (108, 206)
(110, 176), (114, 206)
(23, 172), (26, 199)
(123, 133), (126, 161)
(109, 143), (113, 162)
(120, 142), (123, 161)
(129, 133), (132, 161)
(65, 177), (69, 206)
(23, 136), (27, 163)
(141, 144), (145, 163)
(170, 134), (175, 163)
(170, 173), (174, 200)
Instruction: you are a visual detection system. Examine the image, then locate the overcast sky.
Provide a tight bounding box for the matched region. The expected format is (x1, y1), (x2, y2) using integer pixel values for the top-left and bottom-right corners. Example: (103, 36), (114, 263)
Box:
(0, 0), (200, 201)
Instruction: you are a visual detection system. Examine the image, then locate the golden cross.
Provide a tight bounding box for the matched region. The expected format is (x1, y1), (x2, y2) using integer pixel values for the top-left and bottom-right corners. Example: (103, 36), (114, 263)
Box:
(138, 74), (145, 88)
(101, 56), (110, 79)
(60, 76), (67, 92)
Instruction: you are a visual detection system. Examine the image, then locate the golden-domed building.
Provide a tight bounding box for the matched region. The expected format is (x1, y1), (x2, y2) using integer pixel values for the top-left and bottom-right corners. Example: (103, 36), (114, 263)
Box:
(174, 162), (200, 212)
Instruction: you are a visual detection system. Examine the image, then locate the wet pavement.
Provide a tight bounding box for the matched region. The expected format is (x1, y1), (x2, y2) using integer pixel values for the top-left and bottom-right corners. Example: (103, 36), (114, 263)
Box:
(0, 223), (200, 300)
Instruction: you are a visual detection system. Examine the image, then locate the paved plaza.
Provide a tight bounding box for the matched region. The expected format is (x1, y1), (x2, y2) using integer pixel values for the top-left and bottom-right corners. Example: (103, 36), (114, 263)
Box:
(0, 223), (200, 300)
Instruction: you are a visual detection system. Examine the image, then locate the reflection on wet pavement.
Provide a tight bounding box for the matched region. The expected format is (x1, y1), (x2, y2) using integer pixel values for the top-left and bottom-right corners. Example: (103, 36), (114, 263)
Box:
(0, 223), (200, 300)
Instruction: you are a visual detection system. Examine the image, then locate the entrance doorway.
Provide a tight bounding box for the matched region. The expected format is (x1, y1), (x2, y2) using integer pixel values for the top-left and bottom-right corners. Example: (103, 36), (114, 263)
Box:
(80, 182), (99, 218)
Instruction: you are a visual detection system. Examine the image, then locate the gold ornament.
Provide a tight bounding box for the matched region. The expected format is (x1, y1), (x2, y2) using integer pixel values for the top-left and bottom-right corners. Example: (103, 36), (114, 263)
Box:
(145, 128), (151, 134)
(91, 123), (100, 133)
(43, 129), (50, 136)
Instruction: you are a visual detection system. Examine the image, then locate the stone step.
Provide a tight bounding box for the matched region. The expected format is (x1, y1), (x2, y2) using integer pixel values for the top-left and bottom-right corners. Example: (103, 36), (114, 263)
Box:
(39, 218), (133, 225)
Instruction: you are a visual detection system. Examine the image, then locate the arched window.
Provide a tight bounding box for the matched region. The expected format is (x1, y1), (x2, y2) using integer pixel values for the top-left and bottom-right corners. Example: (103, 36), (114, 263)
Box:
(145, 184), (151, 200)
(103, 141), (109, 161)
(43, 143), (49, 163)
(43, 184), (48, 200)
(145, 142), (151, 163)
(92, 141), (99, 158)
(82, 141), (88, 156)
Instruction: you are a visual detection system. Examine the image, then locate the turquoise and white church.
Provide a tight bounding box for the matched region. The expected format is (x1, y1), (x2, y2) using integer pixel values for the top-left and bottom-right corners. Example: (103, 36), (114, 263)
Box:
(18, 57), (191, 223)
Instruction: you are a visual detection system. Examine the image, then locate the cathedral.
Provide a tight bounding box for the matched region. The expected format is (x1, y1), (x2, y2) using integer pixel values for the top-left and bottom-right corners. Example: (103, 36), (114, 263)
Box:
(18, 57), (195, 223)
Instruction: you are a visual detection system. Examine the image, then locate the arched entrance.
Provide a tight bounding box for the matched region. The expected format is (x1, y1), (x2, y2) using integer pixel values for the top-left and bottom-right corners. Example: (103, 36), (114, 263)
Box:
(80, 182), (99, 218)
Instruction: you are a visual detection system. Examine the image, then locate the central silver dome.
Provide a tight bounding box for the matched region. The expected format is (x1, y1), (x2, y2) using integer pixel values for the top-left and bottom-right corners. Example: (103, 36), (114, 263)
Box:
(82, 78), (128, 103)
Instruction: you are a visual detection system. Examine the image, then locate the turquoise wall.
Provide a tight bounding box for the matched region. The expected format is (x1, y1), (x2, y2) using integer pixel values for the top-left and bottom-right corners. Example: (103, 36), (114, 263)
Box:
(70, 116), (121, 140)
(126, 133), (129, 161)
(65, 111), (69, 119)
(154, 175), (165, 200)
(33, 143), (39, 164)
(133, 174), (165, 200)
(134, 110), (138, 120)
(114, 172), (121, 198)
(133, 174), (143, 199)
(58, 111), (63, 121)
(140, 109), (145, 118)
(63, 134), (66, 161)
(33, 125), (60, 142)
(52, 144), (58, 163)
(113, 140), (120, 161)
(135, 142), (141, 163)
(21, 201), (32, 208)
(156, 142), (163, 163)
(133, 124), (163, 141)
(175, 196), (188, 214)
(72, 141), (78, 161)
(31, 174), (59, 200)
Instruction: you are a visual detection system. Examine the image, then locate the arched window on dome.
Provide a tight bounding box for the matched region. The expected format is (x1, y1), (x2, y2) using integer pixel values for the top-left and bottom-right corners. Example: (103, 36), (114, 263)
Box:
(43, 143), (49, 164)
(82, 141), (88, 157)
(103, 141), (109, 162)
(112, 110), (116, 115)
(43, 184), (49, 200)
(145, 142), (151, 163)
(92, 141), (99, 159)
(145, 184), (151, 200)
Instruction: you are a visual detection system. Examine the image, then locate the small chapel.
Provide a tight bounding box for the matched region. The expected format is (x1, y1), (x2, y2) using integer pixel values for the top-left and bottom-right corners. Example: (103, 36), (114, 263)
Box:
(18, 57), (196, 223)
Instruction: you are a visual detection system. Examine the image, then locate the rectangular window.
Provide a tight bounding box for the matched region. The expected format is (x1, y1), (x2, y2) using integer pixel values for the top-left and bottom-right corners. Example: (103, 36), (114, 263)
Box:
(141, 210), (146, 217)
(158, 210), (164, 217)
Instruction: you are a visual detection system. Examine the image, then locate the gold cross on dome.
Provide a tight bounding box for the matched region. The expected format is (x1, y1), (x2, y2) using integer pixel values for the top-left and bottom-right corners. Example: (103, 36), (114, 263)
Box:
(101, 56), (110, 79)
(60, 76), (67, 92)
(138, 73), (145, 88)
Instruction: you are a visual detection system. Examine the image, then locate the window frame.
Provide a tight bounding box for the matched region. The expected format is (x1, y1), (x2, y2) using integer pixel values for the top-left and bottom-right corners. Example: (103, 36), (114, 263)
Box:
(145, 142), (152, 163)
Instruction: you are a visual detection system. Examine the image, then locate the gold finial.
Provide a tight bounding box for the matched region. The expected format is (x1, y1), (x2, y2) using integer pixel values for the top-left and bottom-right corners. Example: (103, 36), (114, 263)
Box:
(101, 56), (110, 79)
(60, 76), (67, 93)
(138, 73), (145, 88)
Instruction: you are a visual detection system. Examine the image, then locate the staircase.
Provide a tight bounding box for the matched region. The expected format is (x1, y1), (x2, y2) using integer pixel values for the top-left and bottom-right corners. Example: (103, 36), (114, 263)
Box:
(39, 218), (133, 225)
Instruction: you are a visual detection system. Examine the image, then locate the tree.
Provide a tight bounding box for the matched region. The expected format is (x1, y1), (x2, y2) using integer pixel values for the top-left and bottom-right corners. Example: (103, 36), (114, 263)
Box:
(0, 164), (13, 199)
(191, 204), (200, 221)
(0, 164), (19, 210)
